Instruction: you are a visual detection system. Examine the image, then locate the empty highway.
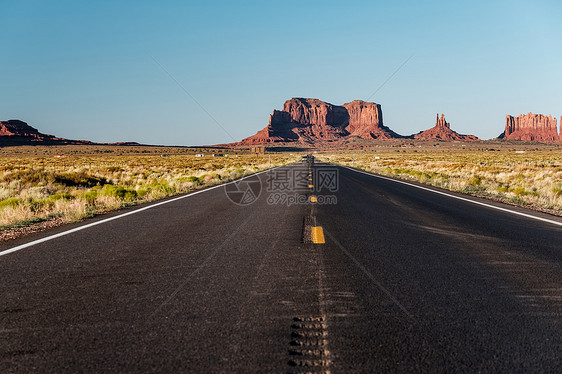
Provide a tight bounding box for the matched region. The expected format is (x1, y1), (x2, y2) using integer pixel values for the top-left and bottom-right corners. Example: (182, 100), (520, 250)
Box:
(1, 162), (561, 372)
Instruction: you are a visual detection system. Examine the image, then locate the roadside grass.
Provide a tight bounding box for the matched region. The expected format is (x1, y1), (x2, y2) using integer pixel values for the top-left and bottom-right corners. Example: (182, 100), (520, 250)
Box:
(0, 149), (295, 229)
(321, 147), (562, 214)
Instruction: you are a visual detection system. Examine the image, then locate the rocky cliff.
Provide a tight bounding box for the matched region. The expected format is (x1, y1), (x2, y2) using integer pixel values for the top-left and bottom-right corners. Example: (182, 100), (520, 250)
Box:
(0, 120), (67, 145)
(0, 120), (140, 146)
(1, 120), (49, 138)
(414, 114), (478, 141)
(499, 113), (559, 142)
(342, 100), (400, 139)
(239, 98), (401, 145)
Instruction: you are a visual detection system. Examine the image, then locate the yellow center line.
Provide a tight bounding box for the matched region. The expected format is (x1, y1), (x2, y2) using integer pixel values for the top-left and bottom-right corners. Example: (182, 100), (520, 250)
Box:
(312, 226), (325, 244)
(310, 196), (318, 203)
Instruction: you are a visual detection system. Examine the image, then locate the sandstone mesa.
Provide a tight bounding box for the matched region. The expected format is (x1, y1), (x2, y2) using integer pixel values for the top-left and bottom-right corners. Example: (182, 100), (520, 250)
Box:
(239, 98), (400, 145)
(238, 98), (481, 145)
(499, 113), (560, 142)
(3, 104), (562, 147)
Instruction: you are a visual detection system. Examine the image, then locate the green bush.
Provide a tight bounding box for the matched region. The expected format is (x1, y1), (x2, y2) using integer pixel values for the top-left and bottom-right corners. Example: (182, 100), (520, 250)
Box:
(511, 186), (537, 196)
(0, 197), (22, 209)
(468, 176), (482, 186)
(151, 183), (174, 195)
(79, 191), (98, 204)
(136, 188), (150, 198)
(100, 185), (137, 200)
(48, 193), (73, 202)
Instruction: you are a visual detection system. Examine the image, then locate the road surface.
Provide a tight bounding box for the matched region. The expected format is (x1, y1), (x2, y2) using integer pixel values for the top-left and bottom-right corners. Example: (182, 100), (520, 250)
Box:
(1, 162), (561, 372)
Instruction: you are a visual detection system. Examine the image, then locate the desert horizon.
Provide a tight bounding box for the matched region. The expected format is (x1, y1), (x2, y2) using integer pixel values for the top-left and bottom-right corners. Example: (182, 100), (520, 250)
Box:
(1, 2), (561, 372)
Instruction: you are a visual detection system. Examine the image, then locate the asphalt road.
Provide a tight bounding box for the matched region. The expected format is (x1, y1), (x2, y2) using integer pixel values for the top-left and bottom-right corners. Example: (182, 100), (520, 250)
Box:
(1, 162), (561, 373)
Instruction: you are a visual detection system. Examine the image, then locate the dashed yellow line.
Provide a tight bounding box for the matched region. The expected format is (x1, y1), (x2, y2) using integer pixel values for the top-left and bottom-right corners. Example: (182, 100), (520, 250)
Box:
(312, 226), (325, 244)
(310, 196), (318, 203)
(308, 184), (314, 189)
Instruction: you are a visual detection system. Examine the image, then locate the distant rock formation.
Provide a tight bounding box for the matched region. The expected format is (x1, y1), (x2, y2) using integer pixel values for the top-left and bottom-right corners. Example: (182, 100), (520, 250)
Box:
(499, 113), (559, 142)
(239, 98), (402, 145)
(0, 120), (72, 145)
(414, 114), (478, 141)
(343, 100), (399, 139)
(1, 120), (51, 138)
(0, 120), (140, 146)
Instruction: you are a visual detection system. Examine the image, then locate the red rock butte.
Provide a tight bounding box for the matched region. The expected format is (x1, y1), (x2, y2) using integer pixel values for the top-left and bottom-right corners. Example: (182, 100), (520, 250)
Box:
(0, 120), (140, 146)
(0, 120), (65, 144)
(414, 114), (478, 141)
(239, 98), (401, 145)
(499, 113), (560, 142)
(1, 120), (46, 138)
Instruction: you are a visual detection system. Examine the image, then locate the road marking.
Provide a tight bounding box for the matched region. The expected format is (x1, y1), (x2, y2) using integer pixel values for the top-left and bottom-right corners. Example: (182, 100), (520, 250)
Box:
(308, 184), (314, 189)
(310, 196), (318, 203)
(324, 229), (413, 318)
(344, 166), (562, 228)
(312, 226), (325, 244)
(0, 166), (284, 258)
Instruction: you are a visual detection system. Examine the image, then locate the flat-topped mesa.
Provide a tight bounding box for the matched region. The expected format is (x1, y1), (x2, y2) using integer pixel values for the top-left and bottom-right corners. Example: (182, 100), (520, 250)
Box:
(238, 110), (298, 145)
(500, 113), (559, 142)
(282, 98), (349, 128)
(238, 98), (401, 144)
(342, 100), (399, 139)
(413, 113), (478, 141)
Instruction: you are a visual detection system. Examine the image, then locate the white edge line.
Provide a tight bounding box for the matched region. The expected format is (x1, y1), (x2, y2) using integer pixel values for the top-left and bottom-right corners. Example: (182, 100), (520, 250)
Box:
(0, 166), (283, 257)
(343, 166), (562, 228)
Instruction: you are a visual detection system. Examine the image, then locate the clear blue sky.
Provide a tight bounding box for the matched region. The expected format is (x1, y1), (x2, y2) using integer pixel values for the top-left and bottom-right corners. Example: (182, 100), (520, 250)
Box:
(2, 0), (561, 145)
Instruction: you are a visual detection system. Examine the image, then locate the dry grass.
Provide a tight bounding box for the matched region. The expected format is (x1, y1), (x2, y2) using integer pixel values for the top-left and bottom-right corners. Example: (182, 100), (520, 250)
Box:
(0, 145), (296, 229)
(2, 143), (560, 230)
(320, 144), (562, 214)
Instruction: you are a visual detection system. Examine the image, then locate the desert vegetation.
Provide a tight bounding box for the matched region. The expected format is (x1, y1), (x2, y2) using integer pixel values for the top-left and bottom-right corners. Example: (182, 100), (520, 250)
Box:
(2, 143), (560, 234)
(321, 144), (562, 215)
(0, 146), (294, 229)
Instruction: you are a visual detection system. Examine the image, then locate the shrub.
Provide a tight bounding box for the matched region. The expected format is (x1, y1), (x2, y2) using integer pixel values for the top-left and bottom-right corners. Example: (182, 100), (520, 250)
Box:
(468, 176), (482, 186)
(79, 191), (98, 204)
(0, 198), (22, 209)
(100, 185), (137, 200)
(151, 183), (174, 195)
(48, 193), (73, 202)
